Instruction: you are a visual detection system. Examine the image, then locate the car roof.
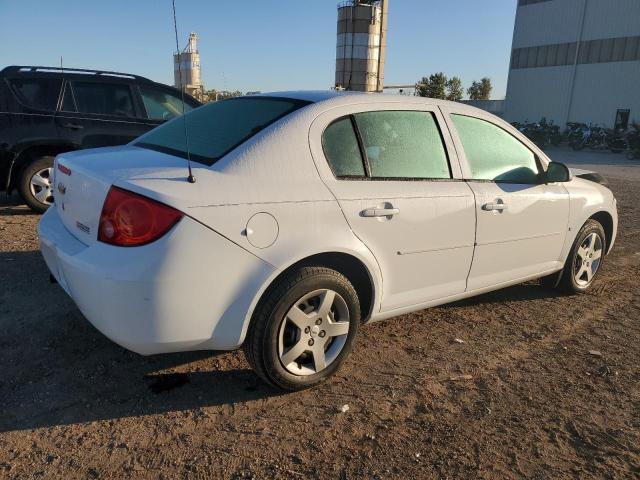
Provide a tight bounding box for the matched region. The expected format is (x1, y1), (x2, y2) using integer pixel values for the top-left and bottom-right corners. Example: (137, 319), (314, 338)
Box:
(254, 89), (478, 111)
(1, 65), (154, 84)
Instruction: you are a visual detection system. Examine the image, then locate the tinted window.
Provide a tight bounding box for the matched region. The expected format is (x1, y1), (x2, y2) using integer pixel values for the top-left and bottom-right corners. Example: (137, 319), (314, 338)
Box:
(135, 97), (309, 165)
(354, 111), (450, 179)
(451, 114), (540, 184)
(140, 86), (193, 120)
(322, 117), (365, 177)
(10, 78), (62, 111)
(72, 82), (135, 117)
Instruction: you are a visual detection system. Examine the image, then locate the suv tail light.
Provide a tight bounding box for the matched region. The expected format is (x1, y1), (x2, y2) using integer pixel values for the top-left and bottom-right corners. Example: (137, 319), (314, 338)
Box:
(98, 187), (183, 246)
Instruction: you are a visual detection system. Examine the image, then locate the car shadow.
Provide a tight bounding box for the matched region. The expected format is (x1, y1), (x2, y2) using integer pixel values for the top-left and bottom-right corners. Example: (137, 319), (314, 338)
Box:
(443, 281), (568, 309)
(0, 250), (567, 433)
(0, 250), (282, 433)
(0, 192), (34, 216)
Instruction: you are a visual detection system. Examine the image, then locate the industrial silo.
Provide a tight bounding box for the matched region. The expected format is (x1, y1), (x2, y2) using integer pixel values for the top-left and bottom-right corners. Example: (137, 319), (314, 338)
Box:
(335, 0), (388, 92)
(173, 32), (203, 98)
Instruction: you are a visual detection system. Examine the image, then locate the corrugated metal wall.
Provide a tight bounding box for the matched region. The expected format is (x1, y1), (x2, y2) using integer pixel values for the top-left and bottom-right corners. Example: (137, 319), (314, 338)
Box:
(504, 0), (640, 127)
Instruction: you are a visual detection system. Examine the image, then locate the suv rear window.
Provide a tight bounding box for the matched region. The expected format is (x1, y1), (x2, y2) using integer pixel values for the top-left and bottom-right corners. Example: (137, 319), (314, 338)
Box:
(135, 97), (310, 165)
(10, 78), (62, 111)
(140, 85), (194, 120)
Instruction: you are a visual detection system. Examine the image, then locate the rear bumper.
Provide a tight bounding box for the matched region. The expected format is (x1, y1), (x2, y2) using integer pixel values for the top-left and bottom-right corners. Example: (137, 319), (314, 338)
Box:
(38, 207), (275, 355)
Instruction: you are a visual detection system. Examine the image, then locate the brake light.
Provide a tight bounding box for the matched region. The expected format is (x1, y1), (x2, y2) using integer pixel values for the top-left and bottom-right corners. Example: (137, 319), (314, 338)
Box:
(58, 163), (72, 175)
(98, 187), (183, 247)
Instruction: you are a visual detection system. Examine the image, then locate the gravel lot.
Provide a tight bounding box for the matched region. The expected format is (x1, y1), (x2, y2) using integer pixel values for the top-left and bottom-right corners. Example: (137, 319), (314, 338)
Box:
(1, 147), (639, 479)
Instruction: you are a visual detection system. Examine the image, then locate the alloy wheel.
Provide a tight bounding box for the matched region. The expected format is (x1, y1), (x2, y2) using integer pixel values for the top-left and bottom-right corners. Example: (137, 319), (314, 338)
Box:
(278, 289), (350, 376)
(574, 232), (603, 286)
(29, 167), (54, 205)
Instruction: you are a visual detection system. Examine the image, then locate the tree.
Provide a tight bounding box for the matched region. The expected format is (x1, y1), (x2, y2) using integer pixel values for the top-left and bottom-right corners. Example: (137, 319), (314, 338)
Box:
(204, 89), (243, 102)
(415, 72), (448, 99)
(446, 76), (463, 102)
(467, 78), (493, 100)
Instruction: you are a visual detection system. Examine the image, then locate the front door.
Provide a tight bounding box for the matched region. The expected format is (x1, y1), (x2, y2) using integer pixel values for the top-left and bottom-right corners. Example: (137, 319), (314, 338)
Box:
(444, 109), (570, 291)
(313, 105), (476, 312)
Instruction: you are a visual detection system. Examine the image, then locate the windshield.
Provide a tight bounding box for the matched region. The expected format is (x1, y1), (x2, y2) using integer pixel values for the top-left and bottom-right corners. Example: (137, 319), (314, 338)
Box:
(134, 97), (310, 165)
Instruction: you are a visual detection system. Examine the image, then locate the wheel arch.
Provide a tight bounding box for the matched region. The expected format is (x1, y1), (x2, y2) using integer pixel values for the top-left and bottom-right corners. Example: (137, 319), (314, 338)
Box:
(589, 210), (614, 254)
(239, 250), (379, 346)
(7, 142), (75, 191)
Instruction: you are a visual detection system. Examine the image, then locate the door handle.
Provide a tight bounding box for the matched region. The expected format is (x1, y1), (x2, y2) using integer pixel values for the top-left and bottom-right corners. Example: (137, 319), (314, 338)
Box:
(482, 202), (508, 211)
(361, 207), (400, 217)
(62, 123), (84, 130)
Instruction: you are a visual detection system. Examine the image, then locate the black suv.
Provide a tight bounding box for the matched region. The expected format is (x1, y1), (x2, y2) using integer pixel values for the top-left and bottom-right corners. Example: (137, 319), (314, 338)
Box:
(0, 66), (201, 212)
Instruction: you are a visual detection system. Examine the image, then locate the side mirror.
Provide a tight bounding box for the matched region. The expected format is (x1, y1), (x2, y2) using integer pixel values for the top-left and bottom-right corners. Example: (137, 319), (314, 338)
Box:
(546, 161), (572, 183)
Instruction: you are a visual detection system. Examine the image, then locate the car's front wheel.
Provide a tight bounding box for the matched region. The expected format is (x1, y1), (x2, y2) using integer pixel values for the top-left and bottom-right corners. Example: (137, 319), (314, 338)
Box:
(244, 266), (360, 391)
(19, 156), (55, 213)
(541, 219), (606, 293)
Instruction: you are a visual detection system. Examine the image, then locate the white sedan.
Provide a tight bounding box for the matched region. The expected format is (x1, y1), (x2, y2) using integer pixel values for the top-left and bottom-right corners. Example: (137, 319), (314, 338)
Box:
(39, 92), (617, 390)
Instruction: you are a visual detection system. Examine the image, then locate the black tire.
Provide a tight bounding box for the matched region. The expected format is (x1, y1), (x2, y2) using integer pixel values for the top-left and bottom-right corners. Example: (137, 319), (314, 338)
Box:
(541, 220), (606, 294)
(244, 266), (360, 391)
(18, 155), (55, 213)
(572, 141), (585, 151)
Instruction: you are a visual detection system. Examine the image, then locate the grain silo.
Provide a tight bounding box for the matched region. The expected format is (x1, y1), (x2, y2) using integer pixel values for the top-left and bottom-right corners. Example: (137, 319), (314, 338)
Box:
(173, 32), (204, 98)
(335, 0), (388, 92)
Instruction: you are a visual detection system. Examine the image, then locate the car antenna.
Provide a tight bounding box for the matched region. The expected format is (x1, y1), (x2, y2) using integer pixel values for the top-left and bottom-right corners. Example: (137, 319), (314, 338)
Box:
(172, 0), (196, 184)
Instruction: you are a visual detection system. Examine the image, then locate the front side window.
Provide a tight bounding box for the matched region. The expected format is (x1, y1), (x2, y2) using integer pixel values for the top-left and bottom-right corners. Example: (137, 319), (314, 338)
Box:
(140, 86), (193, 121)
(354, 111), (450, 179)
(322, 117), (365, 177)
(72, 82), (135, 117)
(135, 97), (309, 165)
(451, 114), (540, 184)
(10, 78), (62, 111)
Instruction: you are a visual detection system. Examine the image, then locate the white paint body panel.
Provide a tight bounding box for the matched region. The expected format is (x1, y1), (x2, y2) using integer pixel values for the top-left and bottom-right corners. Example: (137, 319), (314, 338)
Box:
(465, 181), (569, 290)
(38, 92), (618, 355)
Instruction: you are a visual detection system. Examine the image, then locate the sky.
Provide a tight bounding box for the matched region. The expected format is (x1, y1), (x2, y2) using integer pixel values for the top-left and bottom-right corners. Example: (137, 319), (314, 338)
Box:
(0, 0), (517, 99)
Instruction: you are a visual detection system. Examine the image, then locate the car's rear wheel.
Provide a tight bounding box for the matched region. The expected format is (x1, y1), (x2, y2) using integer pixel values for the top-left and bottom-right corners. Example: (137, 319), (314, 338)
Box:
(19, 156), (55, 213)
(541, 219), (606, 294)
(244, 266), (360, 391)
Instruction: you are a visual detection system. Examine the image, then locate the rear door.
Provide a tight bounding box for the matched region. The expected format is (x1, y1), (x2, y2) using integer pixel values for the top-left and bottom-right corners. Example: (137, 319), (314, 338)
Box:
(5, 75), (62, 149)
(55, 79), (150, 149)
(442, 106), (570, 290)
(310, 103), (476, 312)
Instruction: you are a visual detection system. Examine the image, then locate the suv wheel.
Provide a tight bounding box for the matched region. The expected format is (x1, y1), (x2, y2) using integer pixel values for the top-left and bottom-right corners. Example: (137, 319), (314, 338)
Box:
(244, 266), (360, 391)
(19, 156), (55, 213)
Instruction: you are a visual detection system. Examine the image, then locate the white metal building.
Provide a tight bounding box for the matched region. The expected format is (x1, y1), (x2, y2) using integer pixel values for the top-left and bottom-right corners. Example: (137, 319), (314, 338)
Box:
(504, 0), (640, 129)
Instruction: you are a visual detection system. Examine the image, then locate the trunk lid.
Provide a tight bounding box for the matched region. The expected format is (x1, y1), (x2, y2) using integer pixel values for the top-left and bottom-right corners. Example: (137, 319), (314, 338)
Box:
(53, 145), (203, 245)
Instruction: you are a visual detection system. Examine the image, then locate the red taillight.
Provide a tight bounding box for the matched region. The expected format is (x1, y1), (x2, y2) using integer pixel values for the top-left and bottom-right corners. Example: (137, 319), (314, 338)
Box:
(98, 187), (183, 247)
(58, 163), (72, 175)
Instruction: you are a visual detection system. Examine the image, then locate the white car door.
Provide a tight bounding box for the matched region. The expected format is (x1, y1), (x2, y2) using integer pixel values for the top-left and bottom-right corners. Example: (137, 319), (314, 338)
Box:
(441, 107), (570, 291)
(309, 103), (476, 312)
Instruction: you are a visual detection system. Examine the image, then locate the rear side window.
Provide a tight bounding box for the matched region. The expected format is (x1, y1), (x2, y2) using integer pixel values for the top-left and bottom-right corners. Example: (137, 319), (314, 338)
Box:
(354, 111), (450, 179)
(72, 82), (135, 117)
(451, 114), (540, 184)
(10, 78), (62, 111)
(140, 85), (193, 121)
(135, 97), (310, 165)
(322, 118), (365, 177)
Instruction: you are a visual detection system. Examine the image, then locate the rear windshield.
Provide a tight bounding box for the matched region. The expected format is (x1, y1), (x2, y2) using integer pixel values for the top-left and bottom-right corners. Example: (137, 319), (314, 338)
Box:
(134, 97), (310, 165)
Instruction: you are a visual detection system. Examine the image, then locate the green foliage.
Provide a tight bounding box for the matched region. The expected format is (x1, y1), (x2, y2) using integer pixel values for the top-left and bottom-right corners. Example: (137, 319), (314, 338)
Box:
(204, 89), (243, 102)
(415, 72), (448, 99)
(415, 73), (463, 102)
(467, 78), (493, 101)
(446, 76), (463, 102)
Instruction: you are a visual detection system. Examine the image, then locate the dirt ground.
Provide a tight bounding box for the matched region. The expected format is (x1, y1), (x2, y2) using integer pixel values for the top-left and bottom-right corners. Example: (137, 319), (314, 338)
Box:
(1, 147), (639, 479)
